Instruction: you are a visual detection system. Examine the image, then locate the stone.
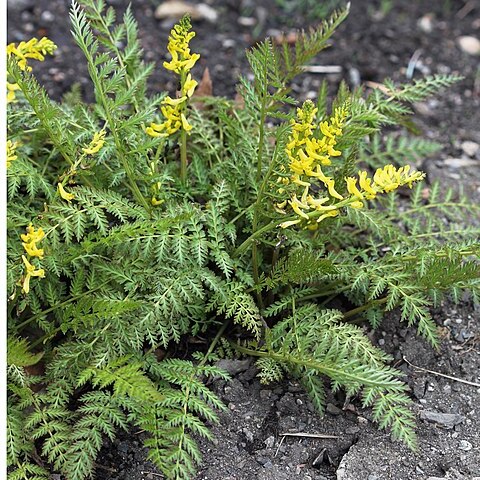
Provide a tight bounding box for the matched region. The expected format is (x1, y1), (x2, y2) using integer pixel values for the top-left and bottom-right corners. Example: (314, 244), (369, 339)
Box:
(419, 410), (465, 428)
(457, 36), (480, 56)
(418, 14), (434, 33)
(458, 440), (472, 451)
(265, 435), (275, 448)
(461, 141), (480, 157)
(326, 403), (343, 415)
(444, 158), (479, 169)
(215, 358), (251, 376)
(155, 1), (218, 23)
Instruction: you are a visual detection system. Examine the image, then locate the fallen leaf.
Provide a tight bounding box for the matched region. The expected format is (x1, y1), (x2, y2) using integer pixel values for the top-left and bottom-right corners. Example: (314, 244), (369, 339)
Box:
(191, 68), (213, 110)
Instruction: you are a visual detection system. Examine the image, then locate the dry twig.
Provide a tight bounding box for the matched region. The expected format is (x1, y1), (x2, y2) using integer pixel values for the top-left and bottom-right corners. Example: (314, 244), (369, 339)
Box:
(403, 356), (480, 388)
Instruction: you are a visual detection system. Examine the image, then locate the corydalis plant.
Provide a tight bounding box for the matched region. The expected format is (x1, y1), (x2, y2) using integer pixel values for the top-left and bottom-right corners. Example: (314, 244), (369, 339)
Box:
(6, 2), (480, 480)
(146, 15), (199, 185)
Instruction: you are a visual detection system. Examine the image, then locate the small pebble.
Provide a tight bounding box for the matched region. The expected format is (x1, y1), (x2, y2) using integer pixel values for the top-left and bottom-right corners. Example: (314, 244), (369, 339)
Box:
(238, 17), (257, 27)
(458, 440), (473, 451)
(444, 158), (479, 169)
(457, 36), (480, 56)
(326, 403), (343, 416)
(420, 410), (465, 428)
(417, 14), (434, 33)
(461, 141), (480, 157)
(265, 436), (275, 448)
(41, 10), (54, 22)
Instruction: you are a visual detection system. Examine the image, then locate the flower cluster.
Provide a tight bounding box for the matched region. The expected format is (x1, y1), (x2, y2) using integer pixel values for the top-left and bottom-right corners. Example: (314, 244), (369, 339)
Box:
(7, 37), (57, 71)
(276, 100), (425, 229)
(20, 225), (46, 294)
(345, 165), (425, 208)
(21, 224), (45, 258)
(276, 100), (348, 227)
(286, 100), (348, 179)
(7, 140), (18, 169)
(146, 16), (199, 138)
(7, 37), (57, 103)
(82, 129), (106, 155)
(279, 165), (425, 229)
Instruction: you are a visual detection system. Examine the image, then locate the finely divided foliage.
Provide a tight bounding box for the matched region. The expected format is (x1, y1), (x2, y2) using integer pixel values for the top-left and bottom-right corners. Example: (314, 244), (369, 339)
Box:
(6, 1), (480, 479)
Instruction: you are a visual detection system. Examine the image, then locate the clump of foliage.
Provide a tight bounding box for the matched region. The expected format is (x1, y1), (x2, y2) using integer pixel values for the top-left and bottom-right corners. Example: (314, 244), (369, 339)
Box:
(7, 1), (480, 479)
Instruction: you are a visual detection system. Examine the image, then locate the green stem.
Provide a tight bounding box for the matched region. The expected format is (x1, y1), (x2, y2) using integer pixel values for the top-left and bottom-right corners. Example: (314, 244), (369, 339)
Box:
(73, 29), (150, 212)
(198, 318), (231, 368)
(179, 69), (188, 184)
(180, 128), (187, 183)
(255, 53), (269, 181)
(15, 281), (109, 331)
(342, 297), (389, 321)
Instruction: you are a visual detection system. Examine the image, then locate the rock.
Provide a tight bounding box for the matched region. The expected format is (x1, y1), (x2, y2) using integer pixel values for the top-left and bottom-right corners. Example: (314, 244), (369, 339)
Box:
(195, 4), (218, 23)
(238, 17), (257, 27)
(242, 428), (254, 442)
(40, 10), (54, 22)
(326, 403), (343, 415)
(461, 141), (480, 157)
(154, 1), (218, 23)
(265, 436), (275, 448)
(418, 14), (434, 33)
(419, 410), (465, 428)
(345, 426), (360, 434)
(443, 158), (479, 169)
(458, 440), (472, 451)
(457, 36), (480, 56)
(216, 358), (251, 376)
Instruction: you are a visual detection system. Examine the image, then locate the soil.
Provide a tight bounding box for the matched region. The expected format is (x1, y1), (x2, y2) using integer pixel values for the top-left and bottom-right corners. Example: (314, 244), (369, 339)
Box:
(7, 0), (480, 479)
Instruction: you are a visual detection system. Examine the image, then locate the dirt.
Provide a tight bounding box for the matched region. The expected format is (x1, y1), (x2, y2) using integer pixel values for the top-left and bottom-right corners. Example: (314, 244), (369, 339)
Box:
(7, 0), (480, 479)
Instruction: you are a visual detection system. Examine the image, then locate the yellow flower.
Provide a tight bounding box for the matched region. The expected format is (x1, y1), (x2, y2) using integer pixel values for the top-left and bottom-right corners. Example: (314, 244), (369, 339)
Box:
(21, 224), (45, 245)
(82, 130), (106, 155)
(21, 224), (45, 259)
(345, 177), (364, 199)
(279, 219), (301, 229)
(21, 255), (45, 294)
(22, 242), (44, 258)
(358, 171), (377, 199)
(7, 82), (21, 103)
(7, 37), (57, 72)
(289, 195), (310, 219)
(163, 95), (187, 106)
(183, 73), (198, 97)
(7, 140), (18, 168)
(147, 99), (194, 138)
(343, 165), (425, 211)
(181, 113), (192, 132)
(285, 100), (348, 180)
(316, 209), (339, 223)
(163, 16), (200, 75)
(151, 197), (164, 206)
(147, 17), (199, 140)
(58, 183), (75, 202)
(372, 164), (425, 192)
